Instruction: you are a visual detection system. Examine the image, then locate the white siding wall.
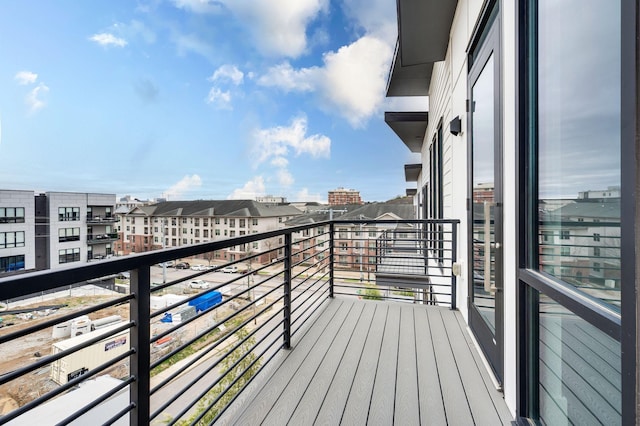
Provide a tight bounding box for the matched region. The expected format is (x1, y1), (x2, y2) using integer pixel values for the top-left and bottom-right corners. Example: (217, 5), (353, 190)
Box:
(420, 0), (518, 416)
(47, 192), (88, 268)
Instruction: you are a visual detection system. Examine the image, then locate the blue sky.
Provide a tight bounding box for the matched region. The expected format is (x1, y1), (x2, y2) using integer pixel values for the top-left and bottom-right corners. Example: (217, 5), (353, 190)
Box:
(0, 0), (424, 203)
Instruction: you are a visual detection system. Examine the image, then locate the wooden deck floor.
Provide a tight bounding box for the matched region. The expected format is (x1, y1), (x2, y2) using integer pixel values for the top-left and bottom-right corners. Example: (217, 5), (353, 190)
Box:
(228, 297), (513, 425)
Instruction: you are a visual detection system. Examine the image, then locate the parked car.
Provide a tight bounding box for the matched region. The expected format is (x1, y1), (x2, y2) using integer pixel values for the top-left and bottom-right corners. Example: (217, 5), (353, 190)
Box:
(156, 261), (174, 268)
(221, 266), (238, 273)
(190, 264), (207, 271)
(175, 262), (190, 269)
(189, 280), (210, 289)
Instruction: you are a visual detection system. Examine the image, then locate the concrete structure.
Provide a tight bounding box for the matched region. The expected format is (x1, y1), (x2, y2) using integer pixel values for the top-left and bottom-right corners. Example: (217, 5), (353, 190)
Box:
(327, 187), (362, 205)
(384, 0), (636, 423)
(0, 190), (116, 275)
(115, 200), (303, 263)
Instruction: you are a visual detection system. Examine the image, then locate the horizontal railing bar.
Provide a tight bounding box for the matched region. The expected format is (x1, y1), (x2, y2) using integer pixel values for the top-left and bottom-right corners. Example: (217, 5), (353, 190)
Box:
(151, 315), (284, 418)
(169, 327), (284, 425)
(56, 376), (135, 426)
(0, 321), (133, 387)
(290, 272), (330, 310)
(290, 289), (330, 336)
(0, 349), (133, 424)
(150, 304), (284, 398)
(0, 293), (132, 345)
(103, 403), (135, 426)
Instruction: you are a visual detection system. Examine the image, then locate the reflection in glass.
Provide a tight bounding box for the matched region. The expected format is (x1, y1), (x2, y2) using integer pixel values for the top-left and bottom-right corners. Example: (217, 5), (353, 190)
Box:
(472, 54), (496, 331)
(539, 294), (621, 424)
(537, 0), (621, 308)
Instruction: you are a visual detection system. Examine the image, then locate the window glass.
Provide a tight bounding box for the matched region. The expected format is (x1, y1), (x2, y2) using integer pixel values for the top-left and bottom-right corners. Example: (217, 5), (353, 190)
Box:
(536, 0), (621, 308)
(538, 293), (620, 424)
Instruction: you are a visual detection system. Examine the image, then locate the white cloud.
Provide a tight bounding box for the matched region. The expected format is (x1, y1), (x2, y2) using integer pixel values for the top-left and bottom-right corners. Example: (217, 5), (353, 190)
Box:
(164, 175), (202, 200)
(206, 87), (232, 109)
(252, 115), (330, 165)
(172, 0), (224, 14)
(277, 169), (294, 187)
(26, 83), (49, 113)
(258, 36), (393, 127)
(209, 65), (244, 85)
(15, 71), (38, 85)
(176, 0), (327, 58)
(228, 176), (266, 200)
(340, 0), (397, 44)
(89, 33), (128, 47)
(257, 62), (319, 92)
(295, 188), (325, 203)
(270, 156), (289, 168)
(171, 32), (214, 61)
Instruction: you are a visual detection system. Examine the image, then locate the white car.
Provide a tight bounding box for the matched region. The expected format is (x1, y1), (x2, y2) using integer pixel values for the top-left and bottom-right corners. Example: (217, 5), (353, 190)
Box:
(190, 264), (207, 271)
(221, 266), (238, 273)
(189, 280), (210, 289)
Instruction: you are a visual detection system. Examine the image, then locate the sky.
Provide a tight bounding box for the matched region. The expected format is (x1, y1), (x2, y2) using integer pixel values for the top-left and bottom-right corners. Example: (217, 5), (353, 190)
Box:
(0, 0), (425, 203)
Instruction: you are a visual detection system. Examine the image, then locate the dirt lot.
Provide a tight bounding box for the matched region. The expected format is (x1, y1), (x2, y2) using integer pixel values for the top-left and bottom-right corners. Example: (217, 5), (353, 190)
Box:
(0, 295), (128, 411)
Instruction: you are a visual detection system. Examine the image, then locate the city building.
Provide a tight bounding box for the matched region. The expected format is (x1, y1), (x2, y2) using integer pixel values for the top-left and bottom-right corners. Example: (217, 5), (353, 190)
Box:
(0, 190), (116, 275)
(115, 200), (303, 263)
(255, 195), (287, 204)
(327, 187), (362, 205)
(385, 0), (635, 423)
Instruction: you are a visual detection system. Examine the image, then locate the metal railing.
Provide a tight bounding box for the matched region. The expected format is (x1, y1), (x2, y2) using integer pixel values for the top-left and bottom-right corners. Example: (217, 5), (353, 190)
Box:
(0, 219), (458, 424)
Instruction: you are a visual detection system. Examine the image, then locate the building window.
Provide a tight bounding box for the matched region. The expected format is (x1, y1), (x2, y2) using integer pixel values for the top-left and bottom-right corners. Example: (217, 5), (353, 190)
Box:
(593, 233), (601, 242)
(58, 228), (80, 242)
(230, 230), (235, 237)
(239, 219), (245, 228)
(203, 230), (208, 238)
(215, 229), (220, 236)
(560, 230), (570, 240)
(224, 230), (228, 236)
(59, 248), (80, 264)
(203, 218), (208, 226)
(339, 242), (348, 252)
(182, 218), (187, 224)
(229, 219), (235, 227)
(194, 218), (200, 226)
(215, 218), (220, 224)
(182, 238), (187, 244)
(195, 230), (200, 237)
(252, 218), (258, 226)
(368, 231), (376, 237)
(0, 254), (25, 273)
(252, 242), (258, 249)
(338, 229), (348, 238)
(58, 207), (80, 221)
(0, 207), (25, 223)
(0, 232), (25, 249)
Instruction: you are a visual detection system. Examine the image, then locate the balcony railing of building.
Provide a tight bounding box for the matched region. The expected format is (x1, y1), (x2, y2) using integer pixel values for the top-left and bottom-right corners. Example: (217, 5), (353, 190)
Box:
(86, 215), (118, 224)
(0, 219), (458, 425)
(87, 232), (119, 245)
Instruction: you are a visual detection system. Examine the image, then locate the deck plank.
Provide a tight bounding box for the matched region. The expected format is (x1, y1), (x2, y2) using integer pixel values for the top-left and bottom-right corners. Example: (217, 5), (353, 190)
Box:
(286, 302), (367, 425)
(394, 304), (420, 425)
(340, 304), (389, 425)
(414, 306), (447, 425)
(232, 300), (345, 425)
(368, 303), (401, 425)
(427, 308), (473, 425)
(229, 298), (514, 426)
(442, 308), (503, 425)
(312, 303), (377, 425)
(262, 301), (358, 424)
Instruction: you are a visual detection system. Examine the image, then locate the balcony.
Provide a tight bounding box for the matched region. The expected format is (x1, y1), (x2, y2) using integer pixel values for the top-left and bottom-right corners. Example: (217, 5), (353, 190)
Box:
(86, 216), (118, 224)
(87, 232), (119, 245)
(0, 219), (513, 425)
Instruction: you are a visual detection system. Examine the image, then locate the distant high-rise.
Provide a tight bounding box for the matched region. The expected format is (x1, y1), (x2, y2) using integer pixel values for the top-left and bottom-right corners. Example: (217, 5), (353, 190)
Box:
(328, 187), (362, 205)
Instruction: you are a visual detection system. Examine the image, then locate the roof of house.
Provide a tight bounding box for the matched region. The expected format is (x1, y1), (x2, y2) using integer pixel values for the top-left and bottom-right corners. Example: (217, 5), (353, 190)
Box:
(122, 200), (303, 218)
(285, 202), (415, 225)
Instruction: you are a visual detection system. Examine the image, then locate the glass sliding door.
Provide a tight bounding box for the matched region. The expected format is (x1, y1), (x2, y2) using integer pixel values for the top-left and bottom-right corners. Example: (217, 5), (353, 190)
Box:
(468, 4), (503, 382)
(519, 0), (630, 423)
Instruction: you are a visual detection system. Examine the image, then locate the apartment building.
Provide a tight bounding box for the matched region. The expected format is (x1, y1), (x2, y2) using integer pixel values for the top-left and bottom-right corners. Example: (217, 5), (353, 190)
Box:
(0, 191), (116, 275)
(115, 200), (303, 263)
(327, 187), (362, 205)
(0, 190), (35, 274)
(386, 0), (636, 423)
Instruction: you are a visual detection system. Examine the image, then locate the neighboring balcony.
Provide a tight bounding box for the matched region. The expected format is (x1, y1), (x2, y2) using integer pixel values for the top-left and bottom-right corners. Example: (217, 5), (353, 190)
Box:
(87, 232), (119, 245)
(86, 215), (118, 224)
(0, 219), (513, 425)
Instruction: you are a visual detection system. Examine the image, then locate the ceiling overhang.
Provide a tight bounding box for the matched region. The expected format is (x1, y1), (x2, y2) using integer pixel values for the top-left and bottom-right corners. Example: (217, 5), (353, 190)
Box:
(385, 111), (428, 153)
(404, 164), (422, 182)
(406, 188), (417, 196)
(386, 0), (458, 97)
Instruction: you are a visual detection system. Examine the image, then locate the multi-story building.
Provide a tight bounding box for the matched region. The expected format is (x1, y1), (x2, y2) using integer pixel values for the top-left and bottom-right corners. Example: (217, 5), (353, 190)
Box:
(327, 187), (362, 205)
(0, 190), (116, 275)
(0, 190), (35, 274)
(115, 200), (303, 263)
(255, 195), (287, 204)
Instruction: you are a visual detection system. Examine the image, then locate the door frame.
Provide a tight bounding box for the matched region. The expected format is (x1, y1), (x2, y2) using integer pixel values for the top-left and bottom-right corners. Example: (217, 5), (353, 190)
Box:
(467, 2), (503, 384)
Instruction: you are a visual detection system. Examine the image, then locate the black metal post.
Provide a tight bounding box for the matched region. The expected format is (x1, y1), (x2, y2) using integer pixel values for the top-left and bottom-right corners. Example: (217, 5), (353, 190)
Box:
(329, 222), (334, 298)
(450, 222), (458, 310)
(129, 266), (151, 425)
(283, 233), (292, 350)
